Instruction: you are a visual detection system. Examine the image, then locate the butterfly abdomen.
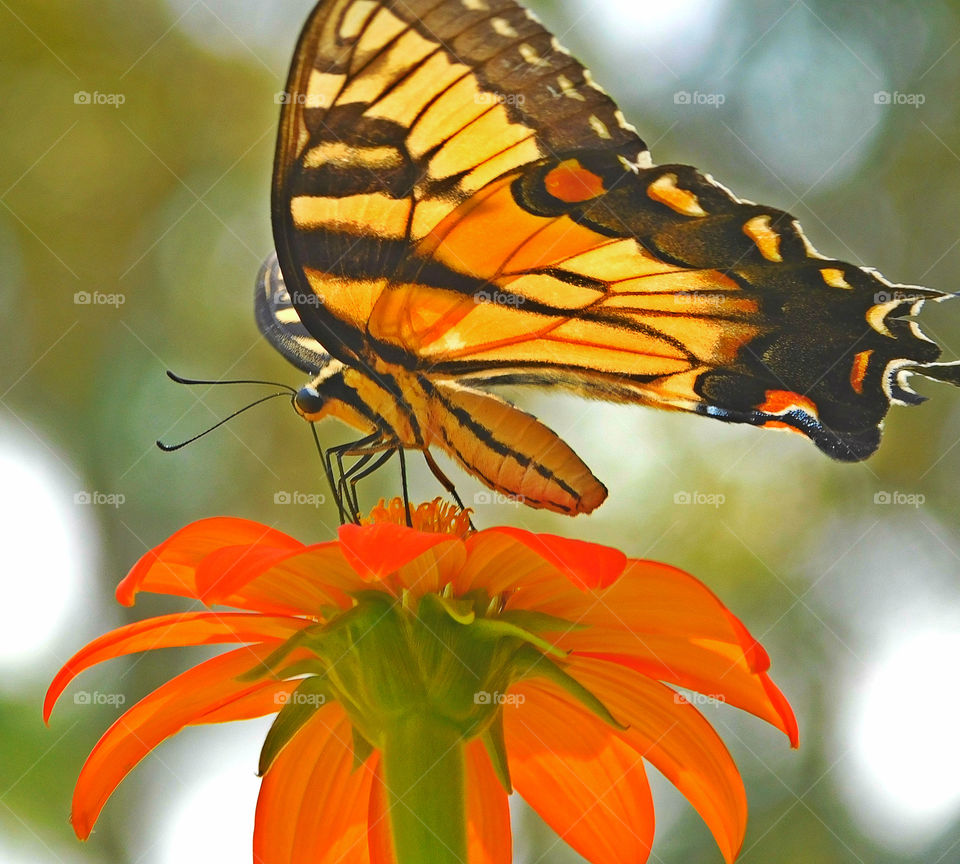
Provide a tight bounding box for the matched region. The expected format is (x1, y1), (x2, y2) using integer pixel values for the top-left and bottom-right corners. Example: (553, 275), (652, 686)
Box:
(421, 378), (607, 514)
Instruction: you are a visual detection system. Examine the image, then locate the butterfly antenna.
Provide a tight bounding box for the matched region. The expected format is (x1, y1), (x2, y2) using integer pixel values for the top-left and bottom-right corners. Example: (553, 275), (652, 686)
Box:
(166, 370), (296, 393)
(157, 392), (291, 452)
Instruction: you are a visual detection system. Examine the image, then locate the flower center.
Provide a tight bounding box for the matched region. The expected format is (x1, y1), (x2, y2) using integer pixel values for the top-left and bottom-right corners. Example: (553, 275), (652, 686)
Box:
(363, 496), (473, 537)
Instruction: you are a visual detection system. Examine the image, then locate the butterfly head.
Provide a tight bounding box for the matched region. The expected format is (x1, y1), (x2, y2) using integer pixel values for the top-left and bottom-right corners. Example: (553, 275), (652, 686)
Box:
(293, 358), (347, 422)
(291, 357), (382, 439)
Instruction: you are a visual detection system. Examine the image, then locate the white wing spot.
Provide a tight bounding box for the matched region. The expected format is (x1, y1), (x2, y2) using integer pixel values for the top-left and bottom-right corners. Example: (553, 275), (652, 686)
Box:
(792, 220), (827, 259)
(519, 43), (547, 67)
(582, 68), (609, 95)
(589, 114), (612, 140)
(555, 74), (585, 101)
(614, 108), (639, 134)
(492, 17), (519, 38)
(461, 0), (489, 9)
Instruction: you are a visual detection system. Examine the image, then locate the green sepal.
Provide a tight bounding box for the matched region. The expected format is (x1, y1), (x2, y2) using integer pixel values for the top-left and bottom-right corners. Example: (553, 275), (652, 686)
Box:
(512, 645), (626, 730)
(238, 625), (324, 681)
(429, 592), (476, 625)
(257, 676), (332, 776)
(351, 727), (375, 770)
(497, 610), (586, 635)
(480, 712), (512, 794)
(471, 618), (568, 659)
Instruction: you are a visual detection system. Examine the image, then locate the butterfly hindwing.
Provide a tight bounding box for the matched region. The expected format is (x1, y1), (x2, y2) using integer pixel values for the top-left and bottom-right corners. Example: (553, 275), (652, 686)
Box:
(255, 250), (329, 374)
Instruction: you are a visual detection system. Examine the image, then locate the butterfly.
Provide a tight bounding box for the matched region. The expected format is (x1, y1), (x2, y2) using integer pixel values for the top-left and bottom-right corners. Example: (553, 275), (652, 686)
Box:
(257, 0), (959, 519)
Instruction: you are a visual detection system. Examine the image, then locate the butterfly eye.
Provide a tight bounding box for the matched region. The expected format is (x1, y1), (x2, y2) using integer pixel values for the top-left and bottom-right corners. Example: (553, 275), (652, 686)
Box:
(294, 385), (326, 419)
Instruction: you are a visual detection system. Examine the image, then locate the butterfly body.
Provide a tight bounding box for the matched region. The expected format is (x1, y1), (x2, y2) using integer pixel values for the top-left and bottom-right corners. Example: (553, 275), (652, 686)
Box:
(257, 0), (959, 517)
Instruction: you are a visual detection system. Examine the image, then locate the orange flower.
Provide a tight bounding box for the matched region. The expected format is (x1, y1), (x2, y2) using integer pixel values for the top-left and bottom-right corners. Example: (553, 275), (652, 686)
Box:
(46, 499), (797, 864)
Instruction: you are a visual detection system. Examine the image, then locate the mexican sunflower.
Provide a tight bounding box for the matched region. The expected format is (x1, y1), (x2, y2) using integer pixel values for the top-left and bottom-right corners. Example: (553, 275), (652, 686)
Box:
(46, 498), (797, 864)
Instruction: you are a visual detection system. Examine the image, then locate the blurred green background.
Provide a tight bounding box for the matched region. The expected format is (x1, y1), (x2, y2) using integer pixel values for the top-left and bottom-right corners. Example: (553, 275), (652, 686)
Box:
(3, 0), (960, 861)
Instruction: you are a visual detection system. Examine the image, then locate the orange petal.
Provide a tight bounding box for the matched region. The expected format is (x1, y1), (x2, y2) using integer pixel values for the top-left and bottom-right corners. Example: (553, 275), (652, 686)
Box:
(71, 643), (293, 839)
(505, 682), (654, 864)
(196, 542), (366, 614)
(484, 527), (626, 590)
(194, 679), (300, 724)
(338, 523), (464, 592)
(254, 703), (376, 864)
(368, 758), (396, 864)
(465, 739), (511, 864)
(567, 656), (747, 864)
(44, 611), (307, 722)
(458, 532), (567, 596)
(117, 518), (302, 606)
(508, 559), (798, 745)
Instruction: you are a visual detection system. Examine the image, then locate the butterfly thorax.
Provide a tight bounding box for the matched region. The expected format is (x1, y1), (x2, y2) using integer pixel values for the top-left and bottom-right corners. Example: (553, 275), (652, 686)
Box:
(294, 356), (423, 447)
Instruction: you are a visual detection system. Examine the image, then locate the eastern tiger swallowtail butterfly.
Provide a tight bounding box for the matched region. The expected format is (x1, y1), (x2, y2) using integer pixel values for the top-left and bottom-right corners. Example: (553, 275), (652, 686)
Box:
(257, 0), (960, 518)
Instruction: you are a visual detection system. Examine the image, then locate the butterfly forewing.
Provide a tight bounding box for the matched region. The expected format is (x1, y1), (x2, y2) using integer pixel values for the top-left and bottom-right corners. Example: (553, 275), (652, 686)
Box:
(264, 0), (959, 515)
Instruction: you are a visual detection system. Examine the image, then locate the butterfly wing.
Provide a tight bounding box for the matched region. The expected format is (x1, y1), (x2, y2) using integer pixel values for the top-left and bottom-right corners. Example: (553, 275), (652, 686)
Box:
(271, 0), (644, 361)
(273, 0), (957, 463)
(255, 250), (330, 374)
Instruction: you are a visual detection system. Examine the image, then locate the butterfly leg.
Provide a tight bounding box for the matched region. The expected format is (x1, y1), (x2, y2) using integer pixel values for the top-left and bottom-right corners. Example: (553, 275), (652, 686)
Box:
(324, 432), (386, 524)
(338, 452), (376, 518)
(398, 448), (412, 527)
(422, 449), (475, 529)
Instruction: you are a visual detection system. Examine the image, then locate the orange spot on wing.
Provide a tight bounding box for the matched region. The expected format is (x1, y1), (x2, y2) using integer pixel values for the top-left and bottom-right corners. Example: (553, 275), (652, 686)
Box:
(743, 215), (783, 263)
(850, 349), (873, 394)
(758, 389), (818, 417)
(762, 420), (805, 436)
(544, 159), (606, 203)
